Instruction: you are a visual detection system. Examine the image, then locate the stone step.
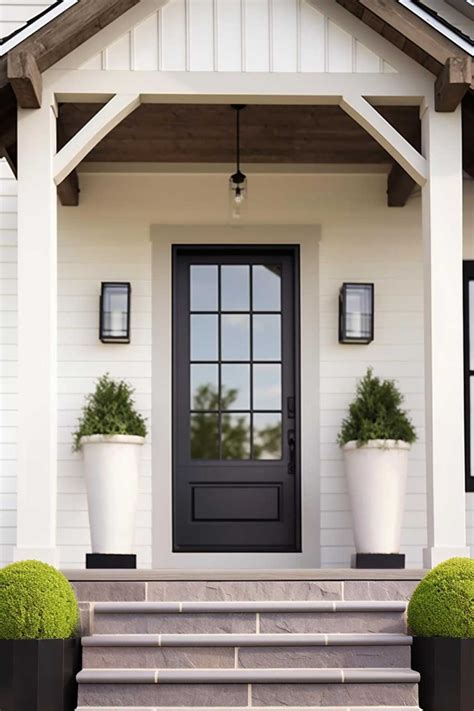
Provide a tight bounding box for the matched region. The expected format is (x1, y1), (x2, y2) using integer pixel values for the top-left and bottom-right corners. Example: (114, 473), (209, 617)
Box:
(77, 668), (420, 707)
(92, 601), (407, 635)
(82, 632), (412, 669)
(77, 707), (422, 711)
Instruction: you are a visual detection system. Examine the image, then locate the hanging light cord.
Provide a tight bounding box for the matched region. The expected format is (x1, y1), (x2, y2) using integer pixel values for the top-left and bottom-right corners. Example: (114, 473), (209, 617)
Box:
(231, 104), (246, 185)
(235, 105), (241, 173)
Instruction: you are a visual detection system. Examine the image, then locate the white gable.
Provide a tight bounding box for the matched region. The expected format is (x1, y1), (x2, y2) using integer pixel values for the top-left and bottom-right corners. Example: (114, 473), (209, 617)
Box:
(74, 0), (397, 74)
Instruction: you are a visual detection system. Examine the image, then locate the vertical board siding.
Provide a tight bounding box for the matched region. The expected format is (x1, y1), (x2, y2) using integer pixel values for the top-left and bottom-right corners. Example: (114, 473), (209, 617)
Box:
(79, 0), (395, 74)
(0, 159), (17, 567)
(0, 1), (54, 38)
(215, 0), (242, 72)
(160, 0), (187, 71)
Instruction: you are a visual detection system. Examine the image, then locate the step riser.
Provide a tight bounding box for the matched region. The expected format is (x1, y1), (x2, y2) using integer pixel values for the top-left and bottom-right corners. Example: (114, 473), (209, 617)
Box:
(94, 611), (406, 635)
(78, 682), (419, 707)
(72, 579), (418, 604)
(83, 644), (410, 669)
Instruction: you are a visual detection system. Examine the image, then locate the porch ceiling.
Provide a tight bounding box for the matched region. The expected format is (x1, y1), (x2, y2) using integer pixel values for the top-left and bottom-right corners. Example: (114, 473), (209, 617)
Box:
(58, 103), (421, 166)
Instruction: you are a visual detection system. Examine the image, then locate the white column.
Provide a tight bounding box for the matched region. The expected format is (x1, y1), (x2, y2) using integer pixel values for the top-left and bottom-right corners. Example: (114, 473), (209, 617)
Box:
(421, 101), (470, 568)
(14, 100), (58, 565)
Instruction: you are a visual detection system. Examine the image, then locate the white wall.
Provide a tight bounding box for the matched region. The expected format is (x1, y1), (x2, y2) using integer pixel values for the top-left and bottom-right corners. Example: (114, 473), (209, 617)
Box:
(0, 1), (54, 38)
(0, 159), (17, 567)
(463, 186), (474, 558)
(1, 164), (473, 568)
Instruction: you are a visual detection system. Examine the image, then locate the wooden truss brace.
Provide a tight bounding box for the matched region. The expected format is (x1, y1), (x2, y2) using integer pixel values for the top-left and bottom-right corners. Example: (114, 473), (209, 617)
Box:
(53, 93), (141, 186)
(340, 94), (427, 191)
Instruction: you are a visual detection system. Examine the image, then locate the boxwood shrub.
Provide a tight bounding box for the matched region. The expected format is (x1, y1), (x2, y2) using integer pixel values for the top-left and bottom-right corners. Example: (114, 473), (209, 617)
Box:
(0, 560), (79, 639)
(407, 557), (474, 638)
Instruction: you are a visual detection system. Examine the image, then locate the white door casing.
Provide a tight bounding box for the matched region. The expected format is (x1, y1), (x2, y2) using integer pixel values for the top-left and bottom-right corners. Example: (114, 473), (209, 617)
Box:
(151, 225), (320, 569)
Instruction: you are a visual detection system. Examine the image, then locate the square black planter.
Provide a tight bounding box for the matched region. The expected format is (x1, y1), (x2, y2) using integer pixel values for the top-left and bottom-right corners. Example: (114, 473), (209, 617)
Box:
(86, 553), (136, 569)
(411, 637), (474, 711)
(0, 638), (81, 711)
(351, 553), (405, 569)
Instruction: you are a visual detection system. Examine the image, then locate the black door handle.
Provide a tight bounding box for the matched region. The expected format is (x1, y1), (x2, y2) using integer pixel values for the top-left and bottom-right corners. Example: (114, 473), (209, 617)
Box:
(288, 429), (296, 476)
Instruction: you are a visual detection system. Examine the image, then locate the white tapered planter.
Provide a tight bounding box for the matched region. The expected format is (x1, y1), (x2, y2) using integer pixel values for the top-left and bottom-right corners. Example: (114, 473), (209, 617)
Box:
(80, 435), (145, 554)
(342, 439), (410, 554)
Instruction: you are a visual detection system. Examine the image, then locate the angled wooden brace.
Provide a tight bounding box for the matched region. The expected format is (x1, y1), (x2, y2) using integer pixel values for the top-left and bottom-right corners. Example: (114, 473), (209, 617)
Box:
(340, 94), (427, 187)
(53, 93), (141, 185)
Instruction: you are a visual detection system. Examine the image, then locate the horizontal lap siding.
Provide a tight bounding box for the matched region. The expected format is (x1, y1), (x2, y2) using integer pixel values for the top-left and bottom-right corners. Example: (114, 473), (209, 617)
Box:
(0, 1), (54, 38)
(0, 159), (17, 567)
(57, 196), (152, 568)
(1, 170), (473, 567)
(318, 198), (426, 568)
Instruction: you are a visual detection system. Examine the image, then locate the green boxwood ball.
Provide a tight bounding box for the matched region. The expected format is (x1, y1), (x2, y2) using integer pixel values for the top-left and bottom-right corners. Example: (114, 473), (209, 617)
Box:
(0, 560), (79, 640)
(407, 557), (474, 638)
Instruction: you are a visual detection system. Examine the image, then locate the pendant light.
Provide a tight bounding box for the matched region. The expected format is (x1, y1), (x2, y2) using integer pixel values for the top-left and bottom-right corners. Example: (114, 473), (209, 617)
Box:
(229, 104), (247, 221)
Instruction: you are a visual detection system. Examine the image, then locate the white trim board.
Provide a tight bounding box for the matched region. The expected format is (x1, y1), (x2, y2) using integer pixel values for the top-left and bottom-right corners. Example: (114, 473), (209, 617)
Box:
(151, 225), (321, 569)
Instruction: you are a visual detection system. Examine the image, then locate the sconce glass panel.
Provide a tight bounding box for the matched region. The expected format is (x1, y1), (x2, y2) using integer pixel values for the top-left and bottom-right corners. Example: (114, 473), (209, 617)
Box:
(339, 283), (374, 344)
(100, 282), (131, 343)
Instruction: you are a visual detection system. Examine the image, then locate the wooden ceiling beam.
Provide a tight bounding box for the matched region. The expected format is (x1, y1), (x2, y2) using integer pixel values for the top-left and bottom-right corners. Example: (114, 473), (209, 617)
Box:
(7, 52), (42, 108)
(387, 162), (416, 206)
(435, 57), (472, 112)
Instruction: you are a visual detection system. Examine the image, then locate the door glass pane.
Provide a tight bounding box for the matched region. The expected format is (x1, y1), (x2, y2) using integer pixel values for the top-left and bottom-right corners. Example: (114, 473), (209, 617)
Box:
(253, 364), (282, 410)
(191, 364), (219, 410)
(191, 265), (218, 311)
(221, 413), (251, 460)
(191, 413), (219, 459)
(470, 283), (474, 370)
(253, 314), (281, 361)
(253, 265), (281, 311)
(191, 314), (218, 360)
(221, 265), (249, 311)
(222, 314), (250, 361)
(221, 364), (250, 410)
(253, 413), (282, 460)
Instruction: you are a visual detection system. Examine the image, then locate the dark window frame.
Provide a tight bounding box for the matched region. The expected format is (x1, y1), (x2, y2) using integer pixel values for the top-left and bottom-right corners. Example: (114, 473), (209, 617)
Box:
(171, 244), (301, 553)
(463, 261), (474, 492)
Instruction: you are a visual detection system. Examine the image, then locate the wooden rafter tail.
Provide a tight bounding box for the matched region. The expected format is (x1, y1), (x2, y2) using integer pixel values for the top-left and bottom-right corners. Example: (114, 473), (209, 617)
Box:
(435, 57), (472, 112)
(387, 162), (416, 207)
(7, 52), (42, 109)
(57, 171), (80, 207)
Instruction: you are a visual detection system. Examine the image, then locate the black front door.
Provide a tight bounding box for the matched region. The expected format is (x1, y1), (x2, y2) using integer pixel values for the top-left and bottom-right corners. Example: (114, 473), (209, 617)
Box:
(173, 246), (300, 552)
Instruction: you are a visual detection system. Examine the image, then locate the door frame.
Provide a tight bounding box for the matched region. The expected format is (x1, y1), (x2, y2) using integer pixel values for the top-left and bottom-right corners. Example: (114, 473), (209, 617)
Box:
(151, 225), (320, 569)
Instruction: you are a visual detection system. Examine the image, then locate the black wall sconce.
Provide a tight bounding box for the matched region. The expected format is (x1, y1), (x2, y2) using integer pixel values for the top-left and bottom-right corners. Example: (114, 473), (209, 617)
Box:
(99, 282), (131, 343)
(339, 283), (374, 344)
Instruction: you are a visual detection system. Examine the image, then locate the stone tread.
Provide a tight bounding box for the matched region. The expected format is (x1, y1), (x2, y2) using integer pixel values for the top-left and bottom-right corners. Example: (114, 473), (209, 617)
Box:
(93, 601), (407, 614)
(77, 668), (420, 684)
(77, 707), (422, 710)
(82, 633), (412, 647)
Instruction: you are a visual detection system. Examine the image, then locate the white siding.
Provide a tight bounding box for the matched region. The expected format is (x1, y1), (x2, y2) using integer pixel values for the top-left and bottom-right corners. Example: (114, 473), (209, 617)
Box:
(54, 171), (472, 569)
(0, 1), (54, 39)
(464, 188), (474, 559)
(2, 166), (473, 567)
(76, 0), (395, 74)
(0, 158), (17, 567)
(57, 196), (152, 568)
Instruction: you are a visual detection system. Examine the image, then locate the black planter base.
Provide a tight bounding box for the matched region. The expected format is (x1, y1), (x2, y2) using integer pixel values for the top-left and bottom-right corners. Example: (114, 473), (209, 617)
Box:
(86, 553), (137, 569)
(0, 638), (81, 711)
(412, 637), (474, 711)
(351, 553), (405, 569)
